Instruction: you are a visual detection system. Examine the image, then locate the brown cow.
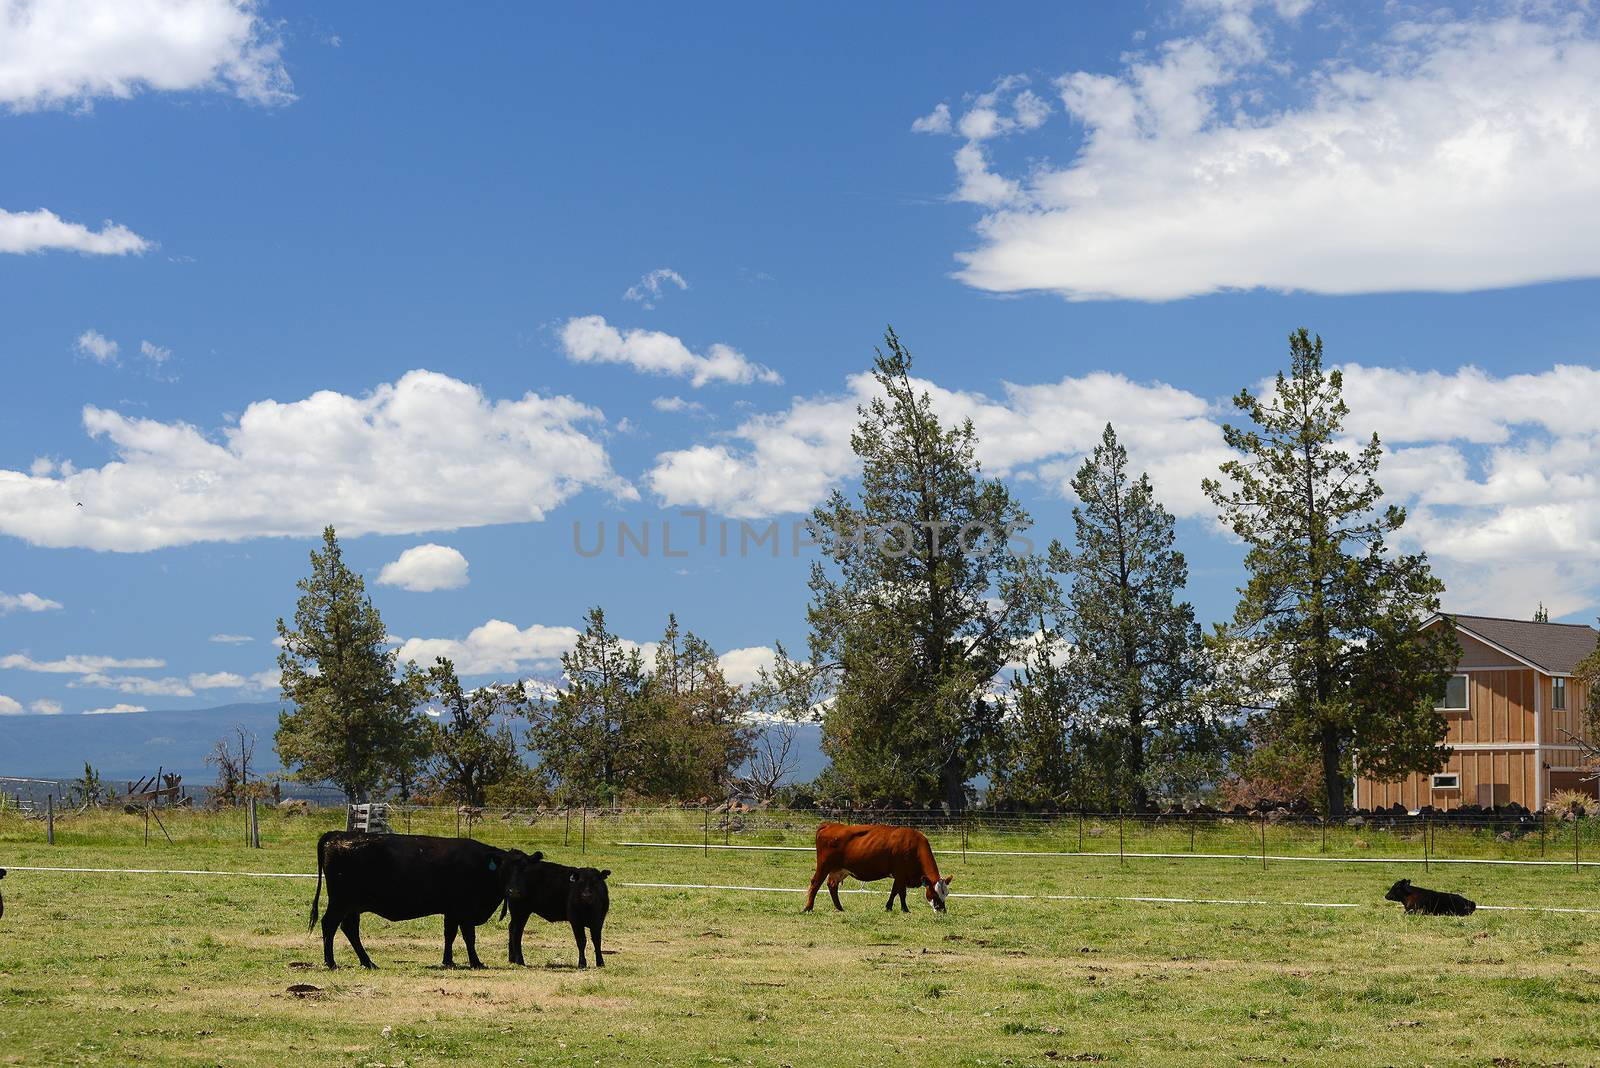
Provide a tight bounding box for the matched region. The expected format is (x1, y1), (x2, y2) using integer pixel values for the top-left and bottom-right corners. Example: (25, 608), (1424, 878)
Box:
(803, 822), (953, 913)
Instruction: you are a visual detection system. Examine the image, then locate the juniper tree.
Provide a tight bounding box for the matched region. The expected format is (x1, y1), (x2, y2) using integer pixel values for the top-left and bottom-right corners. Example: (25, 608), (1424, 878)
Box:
(422, 657), (524, 808)
(807, 328), (1052, 807)
(1050, 424), (1223, 811)
(1202, 330), (1456, 815)
(633, 615), (754, 798)
(274, 527), (429, 801)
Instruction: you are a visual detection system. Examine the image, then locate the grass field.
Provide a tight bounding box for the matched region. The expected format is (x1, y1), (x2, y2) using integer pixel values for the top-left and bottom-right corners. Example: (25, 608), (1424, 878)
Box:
(4, 808), (1600, 1066)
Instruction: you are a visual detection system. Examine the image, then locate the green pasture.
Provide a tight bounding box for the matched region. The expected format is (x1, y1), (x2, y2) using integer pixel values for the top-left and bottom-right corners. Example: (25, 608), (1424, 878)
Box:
(3, 807), (1600, 1066)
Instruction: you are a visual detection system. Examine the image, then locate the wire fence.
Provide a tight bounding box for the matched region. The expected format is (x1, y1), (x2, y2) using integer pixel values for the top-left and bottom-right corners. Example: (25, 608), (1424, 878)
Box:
(5, 801), (1600, 873)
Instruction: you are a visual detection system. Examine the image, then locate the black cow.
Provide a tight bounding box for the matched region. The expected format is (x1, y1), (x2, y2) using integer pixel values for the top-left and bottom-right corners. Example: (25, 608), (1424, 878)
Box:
(501, 858), (611, 968)
(308, 831), (539, 969)
(1385, 878), (1476, 916)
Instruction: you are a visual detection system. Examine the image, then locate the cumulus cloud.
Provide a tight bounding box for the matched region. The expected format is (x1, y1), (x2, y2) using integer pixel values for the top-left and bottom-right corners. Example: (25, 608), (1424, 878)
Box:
(651, 396), (703, 414)
(394, 620), (582, 676)
(377, 543), (470, 592)
(75, 329), (120, 363)
(69, 672), (194, 697)
(208, 633), (253, 644)
(31, 698), (63, 715)
(623, 268), (689, 309)
(922, 7), (1600, 300)
(0, 368), (635, 552)
(0, 0), (293, 111)
(647, 369), (1227, 518)
(718, 646), (776, 688)
(0, 208), (152, 256)
(140, 340), (172, 365)
(0, 591), (62, 614)
(560, 316), (782, 388)
(83, 702), (147, 715)
(0, 693), (20, 715)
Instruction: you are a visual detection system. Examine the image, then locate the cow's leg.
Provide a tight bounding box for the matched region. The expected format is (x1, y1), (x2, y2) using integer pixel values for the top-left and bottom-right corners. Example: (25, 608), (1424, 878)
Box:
(898, 883), (910, 913)
(804, 864), (827, 912)
(340, 914), (375, 970)
(885, 879), (900, 912)
(461, 922), (485, 969)
(590, 919), (604, 968)
(442, 917), (459, 968)
(508, 911), (527, 966)
(827, 872), (845, 912)
(571, 919), (589, 969)
(321, 908), (343, 969)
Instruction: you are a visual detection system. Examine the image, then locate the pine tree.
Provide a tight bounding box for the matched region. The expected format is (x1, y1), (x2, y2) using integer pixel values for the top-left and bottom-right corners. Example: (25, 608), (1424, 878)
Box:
(1051, 424), (1222, 811)
(527, 607), (646, 802)
(274, 527), (429, 801)
(422, 657), (524, 808)
(807, 328), (1052, 807)
(633, 616), (754, 798)
(986, 619), (1081, 808)
(1202, 330), (1457, 815)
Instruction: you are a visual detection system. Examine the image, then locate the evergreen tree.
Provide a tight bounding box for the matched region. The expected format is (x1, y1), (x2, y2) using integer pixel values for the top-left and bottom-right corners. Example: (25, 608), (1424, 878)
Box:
(527, 607), (646, 802)
(986, 620), (1082, 808)
(1051, 423), (1223, 811)
(633, 616), (754, 798)
(1202, 330), (1457, 815)
(274, 527), (429, 801)
(807, 328), (1051, 807)
(422, 657), (524, 808)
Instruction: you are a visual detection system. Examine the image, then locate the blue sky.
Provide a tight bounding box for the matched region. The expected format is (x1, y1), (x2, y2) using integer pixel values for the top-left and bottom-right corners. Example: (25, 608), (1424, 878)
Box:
(4, 1), (1600, 719)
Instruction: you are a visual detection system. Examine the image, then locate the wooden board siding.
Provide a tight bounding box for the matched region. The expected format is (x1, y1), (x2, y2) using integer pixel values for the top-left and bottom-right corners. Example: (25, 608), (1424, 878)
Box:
(1442, 669), (1537, 745)
(1456, 632), (1524, 669)
(1359, 749), (1539, 811)
(1542, 675), (1593, 748)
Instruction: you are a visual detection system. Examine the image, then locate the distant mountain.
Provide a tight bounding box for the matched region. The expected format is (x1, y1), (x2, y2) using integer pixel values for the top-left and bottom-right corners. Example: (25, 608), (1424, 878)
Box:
(0, 702), (828, 795)
(0, 701), (286, 785)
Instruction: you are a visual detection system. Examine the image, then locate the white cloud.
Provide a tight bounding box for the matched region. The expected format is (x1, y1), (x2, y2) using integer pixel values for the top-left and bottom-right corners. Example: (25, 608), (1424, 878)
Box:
(188, 671), (246, 689)
(249, 668), (280, 691)
(647, 369), (1226, 518)
(0, 0), (293, 111)
(0, 693), (20, 715)
(69, 672), (194, 697)
(84, 702), (147, 715)
(377, 543), (470, 592)
(31, 698), (62, 715)
(718, 646), (776, 688)
(925, 8), (1600, 300)
(623, 268), (689, 308)
(651, 396), (703, 414)
(1, 653), (164, 673)
(0, 591), (63, 614)
(0, 368), (635, 551)
(394, 620), (582, 676)
(911, 102), (952, 134)
(208, 633), (253, 644)
(560, 316), (782, 388)
(75, 329), (120, 363)
(140, 340), (172, 364)
(1, 208), (151, 256)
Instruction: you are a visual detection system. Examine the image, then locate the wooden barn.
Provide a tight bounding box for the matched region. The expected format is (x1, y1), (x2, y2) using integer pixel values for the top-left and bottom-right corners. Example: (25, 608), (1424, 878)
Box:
(1355, 613), (1598, 812)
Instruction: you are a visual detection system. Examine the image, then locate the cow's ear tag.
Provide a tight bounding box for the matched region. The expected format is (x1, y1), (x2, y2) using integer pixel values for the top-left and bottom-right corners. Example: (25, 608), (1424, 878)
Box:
(488, 859), (498, 871)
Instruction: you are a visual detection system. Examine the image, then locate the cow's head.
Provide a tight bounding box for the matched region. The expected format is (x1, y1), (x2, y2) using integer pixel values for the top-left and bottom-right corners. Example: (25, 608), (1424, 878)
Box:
(1385, 878), (1410, 903)
(925, 875), (953, 913)
(569, 867), (610, 907)
(496, 849), (542, 889)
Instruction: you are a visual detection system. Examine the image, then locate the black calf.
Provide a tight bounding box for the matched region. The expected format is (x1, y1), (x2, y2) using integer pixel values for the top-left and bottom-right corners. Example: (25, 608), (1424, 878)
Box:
(1385, 878), (1476, 916)
(502, 859), (611, 968)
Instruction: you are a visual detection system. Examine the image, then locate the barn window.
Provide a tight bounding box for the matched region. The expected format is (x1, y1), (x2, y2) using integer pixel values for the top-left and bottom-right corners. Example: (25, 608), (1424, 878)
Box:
(1431, 773), (1460, 790)
(1437, 674), (1469, 712)
(1554, 677), (1568, 711)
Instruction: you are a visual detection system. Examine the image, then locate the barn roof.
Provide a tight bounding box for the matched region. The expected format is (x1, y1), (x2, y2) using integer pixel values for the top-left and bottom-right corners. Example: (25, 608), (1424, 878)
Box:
(1431, 613), (1600, 675)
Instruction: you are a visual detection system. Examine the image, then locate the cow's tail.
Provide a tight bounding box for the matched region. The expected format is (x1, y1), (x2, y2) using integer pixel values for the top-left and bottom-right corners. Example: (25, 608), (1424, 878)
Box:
(308, 832), (332, 931)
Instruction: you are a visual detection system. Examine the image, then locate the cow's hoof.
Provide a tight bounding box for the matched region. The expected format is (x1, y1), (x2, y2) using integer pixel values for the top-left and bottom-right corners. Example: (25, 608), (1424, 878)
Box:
(469, 962), (486, 970)
(441, 961), (456, 970)
(578, 961), (588, 969)
(360, 962), (377, 970)
(595, 960), (604, 968)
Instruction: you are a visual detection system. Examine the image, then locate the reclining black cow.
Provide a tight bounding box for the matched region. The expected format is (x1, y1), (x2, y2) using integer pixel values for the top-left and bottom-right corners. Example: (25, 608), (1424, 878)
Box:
(1385, 878), (1476, 916)
(308, 831), (538, 969)
(501, 858), (611, 968)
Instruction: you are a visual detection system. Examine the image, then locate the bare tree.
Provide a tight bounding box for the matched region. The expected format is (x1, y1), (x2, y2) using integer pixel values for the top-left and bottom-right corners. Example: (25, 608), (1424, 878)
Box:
(206, 725), (258, 806)
(738, 644), (826, 802)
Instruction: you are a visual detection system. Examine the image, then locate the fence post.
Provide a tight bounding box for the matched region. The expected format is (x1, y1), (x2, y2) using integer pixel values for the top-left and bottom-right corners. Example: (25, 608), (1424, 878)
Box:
(581, 804), (588, 855)
(703, 806), (709, 857)
(1260, 811), (1267, 871)
(1424, 812), (1430, 873)
(1576, 814), (1581, 874)
(1321, 816), (1328, 854)
(1078, 810), (1084, 854)
(1541, 809), (1547, 857)
(565, 807), (571, 847)
(1189, 816), (1196, 854)
(250, 797), (260, 849)
(1118, 812), (1125, 866)
(144, 807), (150, 846)
(46, 793), (54, 845)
